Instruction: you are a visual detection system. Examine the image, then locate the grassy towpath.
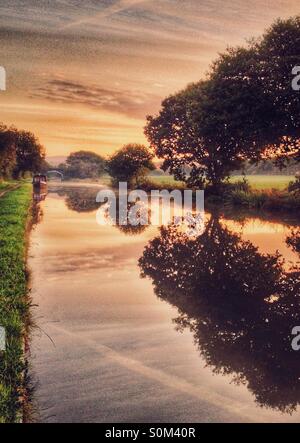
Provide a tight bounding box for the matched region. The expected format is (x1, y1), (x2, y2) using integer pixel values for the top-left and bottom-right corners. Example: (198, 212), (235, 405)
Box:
(0, 182), (32, 423)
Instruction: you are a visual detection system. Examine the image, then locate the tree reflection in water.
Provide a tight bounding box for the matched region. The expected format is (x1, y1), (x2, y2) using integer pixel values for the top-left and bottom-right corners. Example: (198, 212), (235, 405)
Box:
(56, 188), (100, 213)
(286, 228), (300, 256)
(56, 187), (150, 236)
(139, 215), (300, 414)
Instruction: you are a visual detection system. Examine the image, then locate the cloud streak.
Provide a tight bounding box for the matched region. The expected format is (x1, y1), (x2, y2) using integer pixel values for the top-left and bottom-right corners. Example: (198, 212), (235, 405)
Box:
(31, 79), (161, 119)
(0, 0), (300, 156)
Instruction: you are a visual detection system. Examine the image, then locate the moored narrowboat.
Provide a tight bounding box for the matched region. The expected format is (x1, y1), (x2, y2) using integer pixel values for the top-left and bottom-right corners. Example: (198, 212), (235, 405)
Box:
(32, 174), (47, 189)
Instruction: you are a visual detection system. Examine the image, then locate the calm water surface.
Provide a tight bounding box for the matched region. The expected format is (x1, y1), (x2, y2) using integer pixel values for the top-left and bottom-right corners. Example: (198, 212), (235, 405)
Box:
(29, 184), (300, 423)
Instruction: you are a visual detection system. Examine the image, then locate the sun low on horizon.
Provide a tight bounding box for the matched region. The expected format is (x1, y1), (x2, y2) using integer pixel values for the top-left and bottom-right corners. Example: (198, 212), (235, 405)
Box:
(0, 0), (299, 161)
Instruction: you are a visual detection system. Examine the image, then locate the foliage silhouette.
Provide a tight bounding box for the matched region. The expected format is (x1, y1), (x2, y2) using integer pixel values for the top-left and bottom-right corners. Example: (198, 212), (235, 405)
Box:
(55, 187), (150, 235)
(107, 144), (155, 187)
(286, 228), (300, 255)
(145, 17), (300, 190)
(139, 216), (300, 413)
(61, 151), (106, 179)
(54, 188), (100, 213)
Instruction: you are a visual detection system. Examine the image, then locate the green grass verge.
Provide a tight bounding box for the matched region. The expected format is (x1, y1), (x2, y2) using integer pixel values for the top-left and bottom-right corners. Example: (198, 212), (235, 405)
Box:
(0, 183), (32, 423)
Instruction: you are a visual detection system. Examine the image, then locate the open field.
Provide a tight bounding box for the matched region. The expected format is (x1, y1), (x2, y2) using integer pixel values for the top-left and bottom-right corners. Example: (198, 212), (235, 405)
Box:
(149, 175), (293, 190)
(147, 175), (186, 188)
(231, 175), (292, 190)
(66, 174), (293, 191)
(0, 183), (32, 423)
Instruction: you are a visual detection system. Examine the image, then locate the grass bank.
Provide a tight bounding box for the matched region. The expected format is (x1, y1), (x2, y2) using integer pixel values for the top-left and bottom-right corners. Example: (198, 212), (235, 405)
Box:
(0, 183), (32, 423)
(95, 174), (300, 214)
(227, 188), (300, 213)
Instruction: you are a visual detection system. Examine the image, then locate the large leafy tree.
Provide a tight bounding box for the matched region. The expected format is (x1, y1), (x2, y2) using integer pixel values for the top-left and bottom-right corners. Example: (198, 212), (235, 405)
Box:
(0, 124), (16, 179)
(0, 125), (46, 179)
(107, 144), (155, 186)
(145, 16), (300, 190)
(257, 17), (300, 161)
(145, 71), (272, 190)
(14, 130), (45, 177)
(65, 150), (106, 179)
(205, 17), (300, 165)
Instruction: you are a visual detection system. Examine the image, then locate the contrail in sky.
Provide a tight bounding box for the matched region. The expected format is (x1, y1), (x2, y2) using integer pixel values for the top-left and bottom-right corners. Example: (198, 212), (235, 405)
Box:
(60, 0), (149, 30)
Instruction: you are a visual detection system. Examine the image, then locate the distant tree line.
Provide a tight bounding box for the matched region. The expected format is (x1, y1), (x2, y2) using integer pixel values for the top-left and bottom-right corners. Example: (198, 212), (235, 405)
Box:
(0, 123), (46, 179)
(233, 159), (300, 176)
(56, 144), (155, 187)
(57, 151), (106, 179)
(158, 159), (300, 177)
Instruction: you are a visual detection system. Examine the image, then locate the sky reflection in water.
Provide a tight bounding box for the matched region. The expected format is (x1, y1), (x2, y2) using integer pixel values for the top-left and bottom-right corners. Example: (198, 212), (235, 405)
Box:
(30, 185), (300, 422)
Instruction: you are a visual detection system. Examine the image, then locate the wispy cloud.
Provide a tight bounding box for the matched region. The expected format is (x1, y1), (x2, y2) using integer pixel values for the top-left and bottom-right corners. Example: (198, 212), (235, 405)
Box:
(31, 79), (161, 119)
(0, 0), (299, 156)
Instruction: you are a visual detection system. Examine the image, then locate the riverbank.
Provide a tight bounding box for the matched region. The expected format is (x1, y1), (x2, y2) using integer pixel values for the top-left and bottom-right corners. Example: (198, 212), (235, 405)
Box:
(58, 174), (292, 191)
(94, 174), (288, 190)
(139, 177), (300, 214)
(48, 175), (300, 215)
(0, 183), (32, 423)
(225, 188), (300, 213)
(146, 176), (300, 214)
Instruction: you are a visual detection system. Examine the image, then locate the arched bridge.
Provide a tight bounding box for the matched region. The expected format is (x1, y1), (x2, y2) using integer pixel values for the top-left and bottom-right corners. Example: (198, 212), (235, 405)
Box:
(47, 170), (64, 180)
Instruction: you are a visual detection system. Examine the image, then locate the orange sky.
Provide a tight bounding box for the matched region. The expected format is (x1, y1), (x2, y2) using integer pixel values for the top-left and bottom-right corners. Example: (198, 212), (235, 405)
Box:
(0, 0), (299, 160)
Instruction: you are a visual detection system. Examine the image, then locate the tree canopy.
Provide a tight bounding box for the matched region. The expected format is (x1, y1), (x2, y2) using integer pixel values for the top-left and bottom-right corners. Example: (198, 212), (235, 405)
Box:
(0, 124), (45, 179)
(107, 144), (155, 186)
(211, 17), (300, 163)
(14, 130), (45, 178)
(258, 17), (300, 160)
(0, 125), (17, 179)
(62, 150), (106, 179)
(145, 16), (300, 190)
(145, 75), (272, 189)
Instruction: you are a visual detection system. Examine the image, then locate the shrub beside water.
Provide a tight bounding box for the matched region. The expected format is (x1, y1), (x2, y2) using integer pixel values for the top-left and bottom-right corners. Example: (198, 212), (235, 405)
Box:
(288, 178), (300, 195)
(228, 188), (300, 212)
